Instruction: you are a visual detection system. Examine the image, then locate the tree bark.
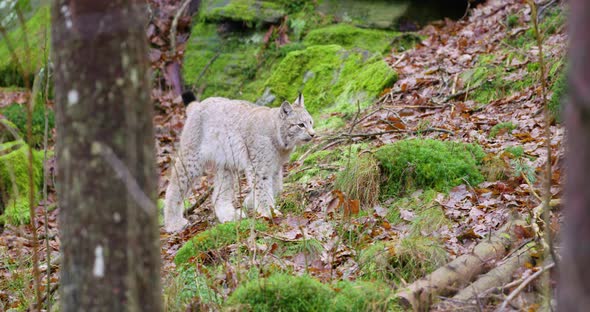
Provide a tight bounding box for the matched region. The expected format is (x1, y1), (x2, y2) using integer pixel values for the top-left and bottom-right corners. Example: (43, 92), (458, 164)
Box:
(559, 0), (590, 310)
(52, 1), (162, 311)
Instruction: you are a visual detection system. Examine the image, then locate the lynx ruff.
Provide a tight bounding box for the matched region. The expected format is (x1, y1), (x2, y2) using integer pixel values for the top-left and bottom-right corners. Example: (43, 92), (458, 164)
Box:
(163, 94), (315, 232)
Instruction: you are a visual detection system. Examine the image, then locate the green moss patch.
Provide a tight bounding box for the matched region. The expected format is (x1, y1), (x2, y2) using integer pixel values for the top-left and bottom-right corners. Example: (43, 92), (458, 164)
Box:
(303, 24), (396, 54)
(226, 273), (332, 311)
(375, 139), (485, 197)
(225, 273), (398, 312)
(174, 219), (269, 265)
(331, 280), (397, 312)
(0, 5), (50, 87)
(200, 0), (286, 24)
(0, 140), (43, 225)
(264, 44), (397, 115)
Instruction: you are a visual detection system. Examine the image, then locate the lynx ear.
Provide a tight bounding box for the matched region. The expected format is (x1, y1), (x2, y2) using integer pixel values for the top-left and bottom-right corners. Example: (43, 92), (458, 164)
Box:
(280, 101), (293, 118)
(293, 93), (304, 108)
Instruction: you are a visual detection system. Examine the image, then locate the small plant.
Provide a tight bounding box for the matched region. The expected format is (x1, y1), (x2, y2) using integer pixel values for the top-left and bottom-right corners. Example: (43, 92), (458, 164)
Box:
(225, 273), (333, 311)
(511, 158), (536, 183)
(374, 139), (485, 197)
(504, 146), (525, 158)
(506, 13), (519, 29)
(489, 122), (517, 138)
(174, 219), (268, 265)
(335, 154), (380, 208)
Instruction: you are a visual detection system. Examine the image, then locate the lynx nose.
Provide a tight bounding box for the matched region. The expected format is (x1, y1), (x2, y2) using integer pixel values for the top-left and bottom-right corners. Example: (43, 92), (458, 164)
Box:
(309, 131), (315, 138)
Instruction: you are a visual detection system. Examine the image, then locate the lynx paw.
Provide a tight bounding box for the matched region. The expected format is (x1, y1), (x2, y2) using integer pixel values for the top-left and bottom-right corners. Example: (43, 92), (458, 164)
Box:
(216, 204), (245, 223)
(165, 217), (189, 233)
(256, 206), (283, 219)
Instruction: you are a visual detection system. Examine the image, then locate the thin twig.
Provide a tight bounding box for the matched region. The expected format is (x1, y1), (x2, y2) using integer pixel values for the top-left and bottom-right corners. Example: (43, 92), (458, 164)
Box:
(16, 5), (42, 307)
(42, 15), (52, 311)
(496, 262), (555, 312)
(184, 187), (213, 217)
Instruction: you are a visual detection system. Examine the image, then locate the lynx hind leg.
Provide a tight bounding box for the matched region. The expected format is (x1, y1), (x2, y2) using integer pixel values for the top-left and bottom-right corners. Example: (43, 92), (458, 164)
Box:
(213, 167), (244, 223)
(164, 153), (201, 232)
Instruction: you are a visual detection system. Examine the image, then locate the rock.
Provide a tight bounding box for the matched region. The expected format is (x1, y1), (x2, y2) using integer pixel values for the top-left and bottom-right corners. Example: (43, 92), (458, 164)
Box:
(200, 0), (286, 24)
(263, 44), (397, 115)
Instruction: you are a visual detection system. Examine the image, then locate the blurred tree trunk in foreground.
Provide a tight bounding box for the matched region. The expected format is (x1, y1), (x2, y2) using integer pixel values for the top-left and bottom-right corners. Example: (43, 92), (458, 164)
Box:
(560, 0), (590, 310)
(52, 1), (162, 311)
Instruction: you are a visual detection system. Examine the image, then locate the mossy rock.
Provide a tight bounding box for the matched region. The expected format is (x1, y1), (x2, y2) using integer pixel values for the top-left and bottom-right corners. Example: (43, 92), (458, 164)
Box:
(303, 24), (397, 54)
(174, 219), (269, 265)
(0, 5), (50, 87)
(0, 140), (43, 225)
(374, 139), (486, 197)
(0, 103), (55, 147)
(225, 273), (333, 311)
(264, 44), (397, 116)
(317, 0), (410, 30)
(200, 0), (286, 24)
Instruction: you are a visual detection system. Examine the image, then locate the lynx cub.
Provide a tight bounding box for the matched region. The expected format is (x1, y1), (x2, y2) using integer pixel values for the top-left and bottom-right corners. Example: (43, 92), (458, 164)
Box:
(164, 93), (315, 232)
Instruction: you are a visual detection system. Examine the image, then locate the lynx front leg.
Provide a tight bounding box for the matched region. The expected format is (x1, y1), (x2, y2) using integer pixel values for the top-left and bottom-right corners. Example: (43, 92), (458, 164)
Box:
(213, 167), (244, 223)
(247, 167), (282, 219)
(164, 153), (199, 232)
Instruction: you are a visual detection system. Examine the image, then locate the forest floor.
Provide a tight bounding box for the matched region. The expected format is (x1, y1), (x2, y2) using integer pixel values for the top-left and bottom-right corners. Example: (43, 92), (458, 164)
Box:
(0, 0), (567, 311)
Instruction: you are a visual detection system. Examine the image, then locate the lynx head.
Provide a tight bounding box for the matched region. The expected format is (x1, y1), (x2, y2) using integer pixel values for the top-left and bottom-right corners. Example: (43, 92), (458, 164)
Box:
(278, 94), (315, 149)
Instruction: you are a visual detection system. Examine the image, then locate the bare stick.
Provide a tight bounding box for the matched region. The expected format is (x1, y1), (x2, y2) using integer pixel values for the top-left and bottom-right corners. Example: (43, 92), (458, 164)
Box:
(496, 262), (555, 312)
(170, 0), (192, 57)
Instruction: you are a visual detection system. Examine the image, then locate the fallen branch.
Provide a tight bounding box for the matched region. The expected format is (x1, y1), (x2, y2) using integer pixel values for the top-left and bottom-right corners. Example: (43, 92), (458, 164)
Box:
(452, 243), (533, 303)
(495, 262), (555, 312)
(396, 220), (527, 310)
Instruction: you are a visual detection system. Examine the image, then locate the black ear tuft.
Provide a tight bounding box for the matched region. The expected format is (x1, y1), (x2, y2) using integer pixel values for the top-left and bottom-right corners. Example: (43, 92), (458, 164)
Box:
(181, 91), (197, 106)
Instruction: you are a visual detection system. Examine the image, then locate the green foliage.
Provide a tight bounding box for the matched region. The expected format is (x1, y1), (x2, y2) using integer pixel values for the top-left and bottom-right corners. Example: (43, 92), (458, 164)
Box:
(549, 71), (566, 123)
(265, 45), (397, 115)
(374, 139), (485, 197)
(0, 5), (50, 87)
(303, 24), (397, 53)
(174, 219), (269, 265)
(1, 103), (55, 147)
(335, 154), (380, 207)
(225, 273), (333, 311)
(511, 158), (536, 183)
(0, 140), (43, 225)
(489, 122), (516, 138)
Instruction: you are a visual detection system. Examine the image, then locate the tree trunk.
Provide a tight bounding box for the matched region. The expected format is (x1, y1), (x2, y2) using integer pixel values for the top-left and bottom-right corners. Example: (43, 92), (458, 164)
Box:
(52, 1), (162, 311)
(560, 0), (590, 309)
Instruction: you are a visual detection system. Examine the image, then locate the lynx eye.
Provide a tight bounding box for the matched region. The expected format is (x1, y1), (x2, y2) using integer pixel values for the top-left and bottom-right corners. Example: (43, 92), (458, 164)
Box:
(298, 123), (305, 128)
